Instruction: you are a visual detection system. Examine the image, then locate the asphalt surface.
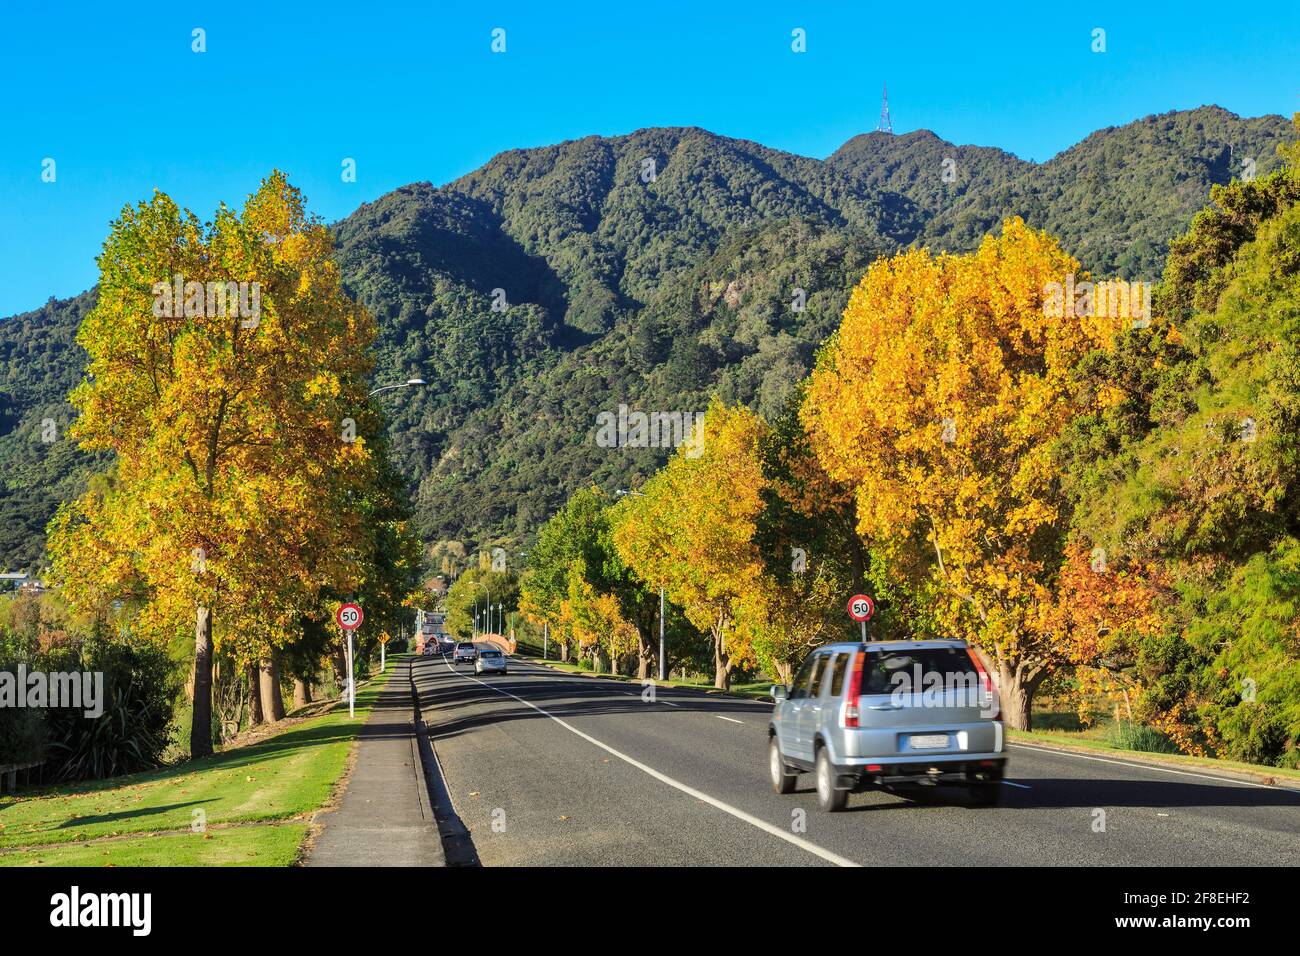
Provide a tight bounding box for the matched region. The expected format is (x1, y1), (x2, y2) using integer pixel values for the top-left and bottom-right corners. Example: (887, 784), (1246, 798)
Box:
(413, 653), (1300, 867)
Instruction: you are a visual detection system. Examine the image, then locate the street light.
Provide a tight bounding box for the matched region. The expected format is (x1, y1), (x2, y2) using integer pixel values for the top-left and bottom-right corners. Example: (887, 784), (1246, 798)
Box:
(616, 489), (667, 681)
(369, 377), (427, 397)
(470, 581), (490, 638)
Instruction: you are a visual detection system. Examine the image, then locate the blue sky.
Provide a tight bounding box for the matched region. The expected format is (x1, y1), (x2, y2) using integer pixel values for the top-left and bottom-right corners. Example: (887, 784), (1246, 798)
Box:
(1, 0), (1297, 316)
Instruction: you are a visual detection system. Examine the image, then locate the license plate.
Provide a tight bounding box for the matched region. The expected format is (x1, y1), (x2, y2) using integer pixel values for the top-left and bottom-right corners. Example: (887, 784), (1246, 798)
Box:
(910, 734), (950, 750)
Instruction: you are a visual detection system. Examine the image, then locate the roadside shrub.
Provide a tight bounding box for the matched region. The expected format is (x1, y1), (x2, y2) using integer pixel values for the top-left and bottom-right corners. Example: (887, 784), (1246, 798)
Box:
(1106, 719), (1179, 754)
(0, 660), (48, 767)
(1213, 702), (1296, 769)
(43, 635), (180, 781)
(0, 629), (47, 767)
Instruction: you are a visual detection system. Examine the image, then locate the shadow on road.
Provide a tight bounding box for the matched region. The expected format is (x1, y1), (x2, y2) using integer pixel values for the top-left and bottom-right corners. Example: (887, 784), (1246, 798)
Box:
(410, 658), (1300, 817)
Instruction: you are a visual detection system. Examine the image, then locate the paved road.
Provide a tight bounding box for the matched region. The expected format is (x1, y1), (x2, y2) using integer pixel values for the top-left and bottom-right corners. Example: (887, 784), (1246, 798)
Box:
(413, 655), (1300, 867)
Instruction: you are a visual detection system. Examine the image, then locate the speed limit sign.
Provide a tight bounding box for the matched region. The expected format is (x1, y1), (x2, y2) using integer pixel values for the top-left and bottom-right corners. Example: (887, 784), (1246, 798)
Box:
(336, 603), (364, 631)
(847, 594), (875, 622)
(336, 603), (363, 719)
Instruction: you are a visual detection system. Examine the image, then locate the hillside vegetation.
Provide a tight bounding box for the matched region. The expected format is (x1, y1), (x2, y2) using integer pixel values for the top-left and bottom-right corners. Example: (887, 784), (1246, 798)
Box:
(0, 106), (1292, 570)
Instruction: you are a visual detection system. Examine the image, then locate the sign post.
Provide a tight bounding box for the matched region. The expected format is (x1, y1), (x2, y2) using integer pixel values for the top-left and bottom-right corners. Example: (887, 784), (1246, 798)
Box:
(847, 594), (875, 642)
(336, 603), (364, 717)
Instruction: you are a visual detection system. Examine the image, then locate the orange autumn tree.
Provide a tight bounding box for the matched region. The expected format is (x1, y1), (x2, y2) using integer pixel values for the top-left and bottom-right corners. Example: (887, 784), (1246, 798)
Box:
(613, 400), (768, 689)
(802, 218), (1116, 728)
(48, 173), (378, 756)
(1037, 543), (1170, 727)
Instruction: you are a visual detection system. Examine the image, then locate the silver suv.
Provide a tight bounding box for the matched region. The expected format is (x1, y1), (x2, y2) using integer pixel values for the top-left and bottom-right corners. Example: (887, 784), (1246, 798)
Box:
(768, 640), (1006, 811)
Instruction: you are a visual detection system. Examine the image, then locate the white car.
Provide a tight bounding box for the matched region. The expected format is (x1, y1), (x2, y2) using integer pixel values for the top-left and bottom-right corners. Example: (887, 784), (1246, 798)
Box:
(474, 648), (508, 675)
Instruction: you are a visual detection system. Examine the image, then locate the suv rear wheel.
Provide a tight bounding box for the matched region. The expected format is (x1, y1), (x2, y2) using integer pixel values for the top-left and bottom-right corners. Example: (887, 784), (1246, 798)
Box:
(769, 736), (797, 794)
(815, 746), (848, 812)
(967, 767), (1004, 807)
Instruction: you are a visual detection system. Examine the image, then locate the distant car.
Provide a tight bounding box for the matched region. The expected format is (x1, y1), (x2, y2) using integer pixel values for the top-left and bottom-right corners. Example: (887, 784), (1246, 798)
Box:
(474, 648), (508, 675)
(768, 639), (1006, 811)
(453, 642), (478, 665)
(421, 644), (436, 656)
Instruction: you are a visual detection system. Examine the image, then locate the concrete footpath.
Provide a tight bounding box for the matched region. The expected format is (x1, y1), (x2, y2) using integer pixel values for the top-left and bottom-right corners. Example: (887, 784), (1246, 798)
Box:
(304, 657), (446, 866)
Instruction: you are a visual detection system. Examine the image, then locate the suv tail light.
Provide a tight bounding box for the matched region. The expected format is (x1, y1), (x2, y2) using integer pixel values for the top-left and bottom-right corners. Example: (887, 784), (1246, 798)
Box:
(843, 650), (866, 727)
(966, 647), (999, 719)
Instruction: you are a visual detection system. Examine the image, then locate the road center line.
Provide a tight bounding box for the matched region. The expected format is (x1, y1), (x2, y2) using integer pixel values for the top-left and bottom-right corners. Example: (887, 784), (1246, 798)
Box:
(435, 658), (859, 867)
(1000, 780), (1031, 789)
(716, 715), (744, 724)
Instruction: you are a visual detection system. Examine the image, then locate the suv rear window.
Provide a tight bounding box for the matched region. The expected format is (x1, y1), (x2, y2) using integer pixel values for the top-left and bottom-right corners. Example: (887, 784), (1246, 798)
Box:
(860, 646), (978, 695)
(829, 653), (848, 696)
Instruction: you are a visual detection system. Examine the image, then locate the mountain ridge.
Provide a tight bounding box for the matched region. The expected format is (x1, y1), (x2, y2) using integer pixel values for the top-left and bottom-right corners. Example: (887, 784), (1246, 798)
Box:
(1, 105), (1293, 570)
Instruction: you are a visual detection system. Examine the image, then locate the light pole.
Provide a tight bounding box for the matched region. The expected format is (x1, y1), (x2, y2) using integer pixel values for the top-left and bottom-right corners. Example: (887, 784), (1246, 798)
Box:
(616, 489), (667, 681)
(476, 582), (490, 638)
(658, 585), (665, 681)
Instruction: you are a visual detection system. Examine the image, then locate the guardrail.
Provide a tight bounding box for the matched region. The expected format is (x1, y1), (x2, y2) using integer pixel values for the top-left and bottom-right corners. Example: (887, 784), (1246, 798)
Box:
(0, 760), (42, 794)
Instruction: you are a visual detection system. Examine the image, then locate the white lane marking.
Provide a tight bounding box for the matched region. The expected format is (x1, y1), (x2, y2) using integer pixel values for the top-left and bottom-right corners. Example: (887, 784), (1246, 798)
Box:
(716, 716), (745, 725)
(1009, 743), (1299, 793)
(439, 657), (859, 867)
(1001, 780), (1032, 789)
(509, 661), (688, 707)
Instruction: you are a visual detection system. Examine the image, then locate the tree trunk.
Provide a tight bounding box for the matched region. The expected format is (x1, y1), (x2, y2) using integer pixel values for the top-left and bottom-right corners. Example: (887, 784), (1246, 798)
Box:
(191, 606), (214, 758)
(247, 665), (264, 726)
(293, 678), (312, 709)
(260, 656), (285, 722)
(637, 638), (652, 680)
(713, 628), (731, 690)
(996, 664), (1035, 731)
(849, 536), (867, 593)
(560, 640), (570, 663)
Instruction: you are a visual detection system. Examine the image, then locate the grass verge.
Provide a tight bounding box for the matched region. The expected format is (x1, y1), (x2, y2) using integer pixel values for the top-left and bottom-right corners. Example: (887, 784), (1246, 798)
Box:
(0, 663), (395, 866)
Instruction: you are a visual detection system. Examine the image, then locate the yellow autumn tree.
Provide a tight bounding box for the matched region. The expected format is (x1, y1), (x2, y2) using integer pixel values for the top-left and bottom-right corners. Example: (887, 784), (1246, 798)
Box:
(802, 218), (1112, 728)
(560, 561), (640, 672)
(613, 400), (768, 689)
(48, 173), (379, 756)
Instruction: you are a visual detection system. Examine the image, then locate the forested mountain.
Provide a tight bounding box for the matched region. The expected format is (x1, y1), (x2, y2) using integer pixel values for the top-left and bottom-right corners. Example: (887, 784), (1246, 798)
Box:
(0, 106), (1292, 570)
(0, 291), (107, 569)
(920, 108), (1292, 277)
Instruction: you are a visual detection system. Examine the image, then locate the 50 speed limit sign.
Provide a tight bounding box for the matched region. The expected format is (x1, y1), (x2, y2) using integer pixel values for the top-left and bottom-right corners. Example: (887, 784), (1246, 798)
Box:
(336, 603), (364, 631)
(847, 594), (875, 623)
(336, 603), (363, 719)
